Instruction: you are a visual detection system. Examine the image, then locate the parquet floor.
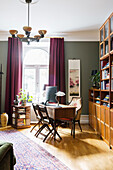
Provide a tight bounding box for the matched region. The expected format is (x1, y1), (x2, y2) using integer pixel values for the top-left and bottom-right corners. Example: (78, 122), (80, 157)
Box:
(17, 124), (113, 170)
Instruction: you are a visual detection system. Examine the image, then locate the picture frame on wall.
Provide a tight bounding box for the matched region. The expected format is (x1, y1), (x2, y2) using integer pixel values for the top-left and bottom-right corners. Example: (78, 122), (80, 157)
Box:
(68, 59), (80, 101)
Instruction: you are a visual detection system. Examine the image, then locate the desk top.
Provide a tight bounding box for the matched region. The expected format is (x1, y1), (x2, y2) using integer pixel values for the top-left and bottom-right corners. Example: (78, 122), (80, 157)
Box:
(46, 104), (76, 109)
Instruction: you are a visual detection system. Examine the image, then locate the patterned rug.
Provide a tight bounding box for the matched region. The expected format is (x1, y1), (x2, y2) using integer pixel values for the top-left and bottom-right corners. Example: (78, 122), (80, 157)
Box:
(0, 130), (69, 170)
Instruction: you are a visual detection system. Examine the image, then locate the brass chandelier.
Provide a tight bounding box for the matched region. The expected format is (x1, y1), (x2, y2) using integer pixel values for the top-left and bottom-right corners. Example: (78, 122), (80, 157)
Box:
(9, 0), (47, 44)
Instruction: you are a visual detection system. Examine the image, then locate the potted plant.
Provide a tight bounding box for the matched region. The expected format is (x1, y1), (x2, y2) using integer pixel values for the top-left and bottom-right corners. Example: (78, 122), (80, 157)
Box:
(18, 89), (33, 106)
(90, 71), (100, 88)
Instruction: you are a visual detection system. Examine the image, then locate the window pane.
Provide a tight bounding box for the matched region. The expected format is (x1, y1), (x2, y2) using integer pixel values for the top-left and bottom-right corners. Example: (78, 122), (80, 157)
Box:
(39, 67), (49, 93)
(24, 68), (36, 99)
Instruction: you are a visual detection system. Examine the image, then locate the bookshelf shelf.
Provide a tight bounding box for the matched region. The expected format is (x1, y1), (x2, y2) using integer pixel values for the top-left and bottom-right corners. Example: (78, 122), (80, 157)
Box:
(101, 78), (109, 81)
(101, 66), (110, 71)
(100, 54), (109, 61)
(101, 100), (109, 103)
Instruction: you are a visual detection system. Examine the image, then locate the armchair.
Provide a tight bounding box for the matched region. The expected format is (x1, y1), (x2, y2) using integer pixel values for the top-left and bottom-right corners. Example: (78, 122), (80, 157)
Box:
(69, 97), (82, 132)
(0, 141), (16, 170)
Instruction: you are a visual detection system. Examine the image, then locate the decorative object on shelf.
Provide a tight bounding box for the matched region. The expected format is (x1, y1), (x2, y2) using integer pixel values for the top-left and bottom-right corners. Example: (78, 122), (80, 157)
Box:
(55, 91), (65, 106)
(1, 113), (8, 127)
(90, 70), (100, 88)
(18, 89), (33, 106)
(68, 59), (80, 101)
(9, 0), (47, 45)
(14, 95), (19, 105)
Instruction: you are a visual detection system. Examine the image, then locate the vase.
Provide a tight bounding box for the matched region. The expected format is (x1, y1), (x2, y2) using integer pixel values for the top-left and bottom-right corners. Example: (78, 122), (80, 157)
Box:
(1, 113), (8, 127)
(21, 100), (26, 106)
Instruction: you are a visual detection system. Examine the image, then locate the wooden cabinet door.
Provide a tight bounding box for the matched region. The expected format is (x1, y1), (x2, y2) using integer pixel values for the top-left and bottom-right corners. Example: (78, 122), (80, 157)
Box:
(97, 119), (101, 133)
(105, 107), (110, 125)
(100, 106), (105, 122)
(96, 104), (100, 120)
(105, 125), (110, 142)
(101, 122), (104, 138)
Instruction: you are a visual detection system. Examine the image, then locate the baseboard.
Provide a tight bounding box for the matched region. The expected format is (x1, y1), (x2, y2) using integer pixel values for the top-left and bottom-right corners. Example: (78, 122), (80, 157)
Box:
(80, 115), (89, 124)
(0, 125), (11, 130)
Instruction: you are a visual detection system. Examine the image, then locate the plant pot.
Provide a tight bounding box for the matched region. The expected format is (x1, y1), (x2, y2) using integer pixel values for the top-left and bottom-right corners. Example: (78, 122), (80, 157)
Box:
(1, 113), (8, 127)
(21, 100), (27, 106)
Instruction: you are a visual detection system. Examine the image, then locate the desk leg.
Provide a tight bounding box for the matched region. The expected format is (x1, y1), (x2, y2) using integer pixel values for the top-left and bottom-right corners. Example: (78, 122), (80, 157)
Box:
(54, 120), (56, 140)
(73, 120), (75, 138)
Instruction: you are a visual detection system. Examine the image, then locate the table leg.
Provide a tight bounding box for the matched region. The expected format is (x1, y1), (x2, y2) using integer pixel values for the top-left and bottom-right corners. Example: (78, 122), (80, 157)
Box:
(73, 120), (75, 138)
(54, 120), (56, 140)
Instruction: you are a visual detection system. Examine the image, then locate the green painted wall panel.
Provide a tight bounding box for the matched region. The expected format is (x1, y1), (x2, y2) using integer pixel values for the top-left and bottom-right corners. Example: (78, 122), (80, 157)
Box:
(64, 41), (99, 115)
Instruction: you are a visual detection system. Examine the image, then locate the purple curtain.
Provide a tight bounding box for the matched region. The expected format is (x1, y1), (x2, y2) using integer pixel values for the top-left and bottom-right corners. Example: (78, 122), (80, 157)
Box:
(5, 37), (22, 124)
(49, 38), (66, 104)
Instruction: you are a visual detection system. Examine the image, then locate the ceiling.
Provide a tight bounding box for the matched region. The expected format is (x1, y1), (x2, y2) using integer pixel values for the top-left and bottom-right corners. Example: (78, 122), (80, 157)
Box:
(0, 0), (113, 41)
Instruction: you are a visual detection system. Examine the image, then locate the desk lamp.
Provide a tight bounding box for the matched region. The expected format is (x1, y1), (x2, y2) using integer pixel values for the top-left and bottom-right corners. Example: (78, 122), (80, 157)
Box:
(55, 91), (65, 106)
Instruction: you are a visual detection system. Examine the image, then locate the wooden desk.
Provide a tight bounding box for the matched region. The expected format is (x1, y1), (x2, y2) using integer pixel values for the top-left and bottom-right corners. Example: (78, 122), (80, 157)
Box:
(46, 104), (76, 138)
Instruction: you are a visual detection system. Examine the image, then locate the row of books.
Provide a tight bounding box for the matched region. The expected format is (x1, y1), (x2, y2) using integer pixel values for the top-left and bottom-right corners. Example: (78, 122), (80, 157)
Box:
(105, 44), (109, 54)
(111, 79), (113, 90)
(101, 81), (109, 90)
(111, 66), (113, 78)
(12, 118), (30, 126)
(12, 113), (26, 119)
(102, 70), (109, 79)
(101, 47), (103, 57)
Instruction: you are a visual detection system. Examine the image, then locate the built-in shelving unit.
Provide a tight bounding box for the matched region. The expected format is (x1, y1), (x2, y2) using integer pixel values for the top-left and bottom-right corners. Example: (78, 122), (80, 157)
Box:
(89, 13), (113, 149)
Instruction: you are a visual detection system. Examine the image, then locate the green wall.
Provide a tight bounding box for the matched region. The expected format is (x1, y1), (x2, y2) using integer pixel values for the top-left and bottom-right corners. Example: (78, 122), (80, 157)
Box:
(0, 41), (99, 115)
(0, 41), (8, 113)
(64, 41), (99, 114)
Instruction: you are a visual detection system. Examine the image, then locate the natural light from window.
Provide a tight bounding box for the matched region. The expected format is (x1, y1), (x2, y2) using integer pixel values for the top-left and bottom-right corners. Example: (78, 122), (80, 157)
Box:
(23, 48), (49, 103)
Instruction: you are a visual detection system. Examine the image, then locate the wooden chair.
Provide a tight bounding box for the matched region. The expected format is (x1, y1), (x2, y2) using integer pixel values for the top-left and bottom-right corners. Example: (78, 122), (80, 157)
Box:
(58, 97), (82, 138)
(35, 104), (62, 142)
(30, 103), (46, 133)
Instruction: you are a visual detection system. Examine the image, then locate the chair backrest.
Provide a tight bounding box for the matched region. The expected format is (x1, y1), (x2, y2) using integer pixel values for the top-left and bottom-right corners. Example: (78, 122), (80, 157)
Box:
(32, 103), (40, 118)
(69, 97), (82, 120)
(36, 104), (50, 121)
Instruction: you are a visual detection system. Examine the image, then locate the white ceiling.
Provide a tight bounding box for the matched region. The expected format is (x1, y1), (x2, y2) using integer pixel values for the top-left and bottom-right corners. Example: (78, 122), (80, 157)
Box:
(0, 0), (113, 41)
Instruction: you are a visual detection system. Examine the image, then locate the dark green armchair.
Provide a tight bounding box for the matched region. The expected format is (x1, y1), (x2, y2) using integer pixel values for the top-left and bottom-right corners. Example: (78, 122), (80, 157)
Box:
(0, 141), (16, 170)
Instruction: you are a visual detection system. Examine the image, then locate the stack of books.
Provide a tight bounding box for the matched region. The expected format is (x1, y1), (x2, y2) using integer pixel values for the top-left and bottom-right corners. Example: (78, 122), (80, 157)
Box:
(17, 119), (25, 126)
(103, 95), (109, 101)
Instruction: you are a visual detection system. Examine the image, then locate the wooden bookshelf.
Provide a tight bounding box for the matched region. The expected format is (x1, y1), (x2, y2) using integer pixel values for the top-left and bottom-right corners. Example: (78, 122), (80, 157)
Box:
(12, 105), (31, 129)
(89, 13), (113, 150)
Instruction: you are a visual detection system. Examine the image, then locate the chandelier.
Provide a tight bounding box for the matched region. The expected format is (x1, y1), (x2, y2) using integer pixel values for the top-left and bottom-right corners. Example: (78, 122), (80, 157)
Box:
(9, 0), (47, 44)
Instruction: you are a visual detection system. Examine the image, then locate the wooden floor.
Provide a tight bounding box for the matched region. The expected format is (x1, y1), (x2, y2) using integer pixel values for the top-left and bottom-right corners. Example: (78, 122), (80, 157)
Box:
(16, 124), (113, 170)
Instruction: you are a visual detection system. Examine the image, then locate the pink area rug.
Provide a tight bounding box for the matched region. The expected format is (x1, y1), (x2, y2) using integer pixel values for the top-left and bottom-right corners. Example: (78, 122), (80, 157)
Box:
(0, 129), (70, 170)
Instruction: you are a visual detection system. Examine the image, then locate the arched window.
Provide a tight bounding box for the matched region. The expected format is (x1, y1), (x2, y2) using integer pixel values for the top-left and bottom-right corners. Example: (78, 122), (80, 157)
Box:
(23, 48), (49, 102)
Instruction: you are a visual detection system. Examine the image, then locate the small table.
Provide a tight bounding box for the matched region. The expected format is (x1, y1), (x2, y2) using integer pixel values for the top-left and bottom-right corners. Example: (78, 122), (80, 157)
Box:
(46, 104), (76, 138)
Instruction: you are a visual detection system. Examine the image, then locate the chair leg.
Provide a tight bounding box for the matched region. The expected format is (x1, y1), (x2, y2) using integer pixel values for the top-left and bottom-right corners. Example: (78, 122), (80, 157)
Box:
(71, 123), (73, 136)
(78, 120), (82, 132)
(35, 124), (47, 137)
(30, 120), (41, 132)
(73, 121), (75, 138)
(54, 129), (62, 140)
(43, 127), (53, 142)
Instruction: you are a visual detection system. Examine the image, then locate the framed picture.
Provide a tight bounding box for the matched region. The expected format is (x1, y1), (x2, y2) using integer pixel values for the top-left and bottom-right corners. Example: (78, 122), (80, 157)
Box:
(68, 59), (80, 101)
